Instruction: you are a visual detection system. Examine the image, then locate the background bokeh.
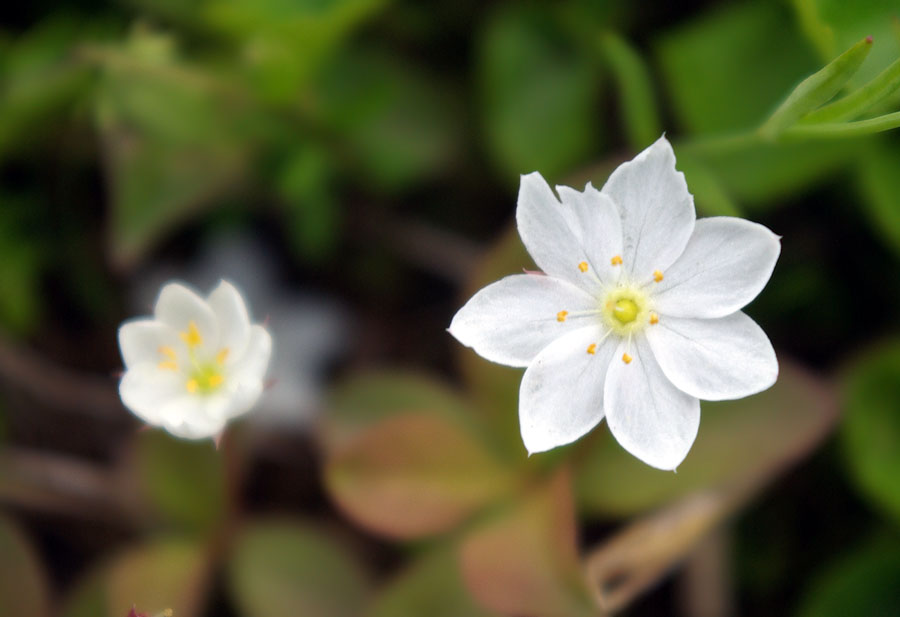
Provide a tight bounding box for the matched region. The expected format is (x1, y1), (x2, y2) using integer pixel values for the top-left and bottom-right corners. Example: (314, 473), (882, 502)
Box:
(1, 0), (899, 616)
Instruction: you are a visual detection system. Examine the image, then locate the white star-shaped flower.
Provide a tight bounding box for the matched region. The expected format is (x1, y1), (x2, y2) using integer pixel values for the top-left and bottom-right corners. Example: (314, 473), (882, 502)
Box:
(449, 136), (780, 470)
(118, 280), (272, 439)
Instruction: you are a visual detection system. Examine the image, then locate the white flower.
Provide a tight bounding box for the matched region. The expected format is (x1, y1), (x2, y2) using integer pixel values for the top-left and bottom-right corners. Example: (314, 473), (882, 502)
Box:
(449, 136), (780, 470)
(118, 280), (272, 439)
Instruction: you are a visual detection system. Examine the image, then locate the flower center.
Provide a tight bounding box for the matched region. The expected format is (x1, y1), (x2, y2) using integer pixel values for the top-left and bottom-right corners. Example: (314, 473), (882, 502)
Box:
(601, 286), (651, 336)
(186, 363), (225, 394)
(612, 298), (639, 324)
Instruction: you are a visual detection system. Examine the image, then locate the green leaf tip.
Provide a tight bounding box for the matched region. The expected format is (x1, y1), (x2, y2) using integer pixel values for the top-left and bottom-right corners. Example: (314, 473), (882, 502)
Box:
(759, 36), (873, 139)
(802, 55), (900, 124)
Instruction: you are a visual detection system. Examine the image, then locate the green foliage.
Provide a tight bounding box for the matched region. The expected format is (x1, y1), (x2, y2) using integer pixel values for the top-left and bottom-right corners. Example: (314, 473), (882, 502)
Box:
(228, 519), (370, 617)
(0, 515), (50, 617)
(0, 199), (44, 335)
(841, 342), (900, 524)
(856, 138), (900, 256)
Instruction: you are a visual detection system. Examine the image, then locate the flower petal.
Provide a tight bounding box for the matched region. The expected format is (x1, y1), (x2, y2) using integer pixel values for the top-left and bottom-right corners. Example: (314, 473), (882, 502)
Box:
(118, 319), (179, 369)
(232, 325), (272, 382)
(119, 364), (184, 425)
(207, 280), (251, 357)
(518, 325), (616, 454)
(158, 395), (227, 439)
(516, 173), (610, 293)
(651, 217), (781, 318)
(449, 274), (600, 368)
(604, 336), (700, 470)
(556, 183), (623, 285)
(646, 311), (778, 401)
(154, 282), (219, 350)
(600, 136), (695, 282)
(218, 378), (265, 420)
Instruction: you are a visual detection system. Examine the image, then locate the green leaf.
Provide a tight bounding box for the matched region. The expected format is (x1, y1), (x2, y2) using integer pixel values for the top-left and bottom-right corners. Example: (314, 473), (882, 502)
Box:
(841, 341), (900, 524)
(575, 360), (838, 517)
(597, 32), (661, 150)
(0, 199), (45, 335)
(60, 537), (210, 617)
(325, 412), (517, 539)
(228, 519), (369, 617)
(803, 57), (900, 123)
(0, 514), (50, 617)
(783, 110), (900, 139)
(672, 150), (741, 216)
(478, 4), (601, 180)
(856, 139), (900, 256)
(131, 429), (227, 533)
(459, 468), (593, 617)
(760, 36), (873, 139)
(795, 538), (900, 617)
(369, 547), (499, 617)
(655, 0), (819, 135)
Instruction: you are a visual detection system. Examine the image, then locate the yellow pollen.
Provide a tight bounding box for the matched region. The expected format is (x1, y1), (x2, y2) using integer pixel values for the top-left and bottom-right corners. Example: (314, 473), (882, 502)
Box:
(208, 374), (224, 388)
(649, 312), (659, 325)
(587, 343), (597, 355)
(159, 345), (176, 360)
(186, 378), (199, 393)
(180, 321), (203, 348)
(613, 298), (639, 324)
(622, 353), (633, 364)
(611, 255), (623, 266)
(556, 310), (568, 322)
(653, 270), (664, 283)
(216, 348), (230, 365)
(158, 360), (178, 371)
(578, 261), (589, 273)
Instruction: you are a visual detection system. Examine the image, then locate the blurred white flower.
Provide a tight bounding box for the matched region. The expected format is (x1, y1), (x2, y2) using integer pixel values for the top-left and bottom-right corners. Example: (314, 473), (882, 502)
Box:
(449, 136), (780, 470)
(118, 280), (271, 439)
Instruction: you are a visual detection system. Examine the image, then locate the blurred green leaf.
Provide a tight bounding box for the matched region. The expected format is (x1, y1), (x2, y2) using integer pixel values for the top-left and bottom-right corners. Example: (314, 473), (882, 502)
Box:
(673, 151), (741, 216)
(369, 546), (499, 617)
(0, 514), (50, 617)
(655, 0), (818, 134)
(95, 27), (248, 270)
(841, 341), (900, 524)
(760, 37), (872, 139)
(0, 199), (45, 335)
(316, 49), (458, 192)
(795, 537), (900, 617)
(228, 519), (369, 617)
(478, 4), (601, 180)
(575, 360), (837, 517)
(326, 412), (517, 539)
(598, 31), (661, 150)
(460, 468), (593, 617)
(803, 57), (900, 123)
(856, 139), (900, 256)
(132, 429), (226, 533)
(61, 537), (209, 617)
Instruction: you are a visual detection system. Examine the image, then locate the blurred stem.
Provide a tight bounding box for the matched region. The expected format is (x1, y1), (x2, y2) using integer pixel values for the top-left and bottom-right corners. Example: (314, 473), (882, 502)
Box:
(677, 526), (734, 617)
(781, 111), (900, 139)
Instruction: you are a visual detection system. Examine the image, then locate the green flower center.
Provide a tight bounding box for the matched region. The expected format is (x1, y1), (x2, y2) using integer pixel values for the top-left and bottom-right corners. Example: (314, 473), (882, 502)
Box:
(601, 286), (652, 336)
(612, 298), (639, 324)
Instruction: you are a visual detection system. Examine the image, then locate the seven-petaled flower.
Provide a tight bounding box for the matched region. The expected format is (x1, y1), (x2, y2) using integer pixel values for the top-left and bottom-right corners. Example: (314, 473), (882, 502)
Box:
(118, 280), (272, 439)
(449, 136), (780, 470)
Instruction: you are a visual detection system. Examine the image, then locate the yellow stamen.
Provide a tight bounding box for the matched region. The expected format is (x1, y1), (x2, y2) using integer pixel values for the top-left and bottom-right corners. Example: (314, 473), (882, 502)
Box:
(649, 313), (659, 325)
(158, 345), (176, 360)
(157, 345), (178, 370)
(611, 255), (623, 266)
(180, 321), (203, 348)
(158, 361), (178, 371)
(216, 348), (230, 365)
(653, 270), (664, 283)
(578, 261), (589, 273)
(208, 374), (224, 388)
(556, 310), (568, 322)
(186, 378), (199, 394)
(622, 353), (633, 364)
(587, 343), (597, 355)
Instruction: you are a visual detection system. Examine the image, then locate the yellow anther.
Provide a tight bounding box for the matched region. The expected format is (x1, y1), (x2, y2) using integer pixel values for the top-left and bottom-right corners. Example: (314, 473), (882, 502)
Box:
(653, 270), (664, 283)
(180, 321), (203, 348)
(158, 361), (178, 371)
(186, 378), (199, 394)
(611, 255), (623, 266)
(578, 261), (589, 273)
(587, 343), (597, 355)
(556, 310), (568, 322)
(649, 312), (659, 325)
(208, 374), (224, 388)
(613, 298), (639, 324)
(622, 353), (633, 364)
(158, 345), (177, 360)
(216, 348), (230, 365)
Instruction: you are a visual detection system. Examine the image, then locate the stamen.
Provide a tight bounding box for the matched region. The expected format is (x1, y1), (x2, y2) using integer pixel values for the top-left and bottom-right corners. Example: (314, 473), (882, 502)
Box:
(578, 261), (589, 273)
(611, 255), (623, 266)
(158, 361), (178, 371)
(649, 312), (659, 325)
(216, 348), (230, 365)
(556, 310), (568, 322)
(158, 345), (177, 360)
(587, 343), (597, 355)
(653, 270), (664, 283)
(622, 353), (633, 364)
(180, 321), (203, 348)
(158, 345), (178, 370)
(208, 374), (224, 388)
(186, 378), (199, 393)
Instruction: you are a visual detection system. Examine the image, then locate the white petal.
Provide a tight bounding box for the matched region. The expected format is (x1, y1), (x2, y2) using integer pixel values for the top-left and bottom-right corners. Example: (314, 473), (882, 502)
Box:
(232, 325), (272, 382)
(218, 378), (264, 420)
(119, 364), (184, 425)
(154, 282), (219, 350)
(118, 319), (179, 369)
(556, 183), (624, 286)
(600, 136), (696, 282)
(518, 326), (616, 454)
(645, 312), (778, 401)
(651, 217), (781, 318)
(604, 336), (700, 470)
(449, 274), (600, 368)
(207, 280), (251, 357)
(516, 173), (609, 293)
(158, 395), (228, 439)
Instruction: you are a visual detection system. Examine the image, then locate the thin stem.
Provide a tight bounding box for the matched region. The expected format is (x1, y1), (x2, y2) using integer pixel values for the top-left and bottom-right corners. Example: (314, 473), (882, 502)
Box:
(781, 110), (900, 140)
